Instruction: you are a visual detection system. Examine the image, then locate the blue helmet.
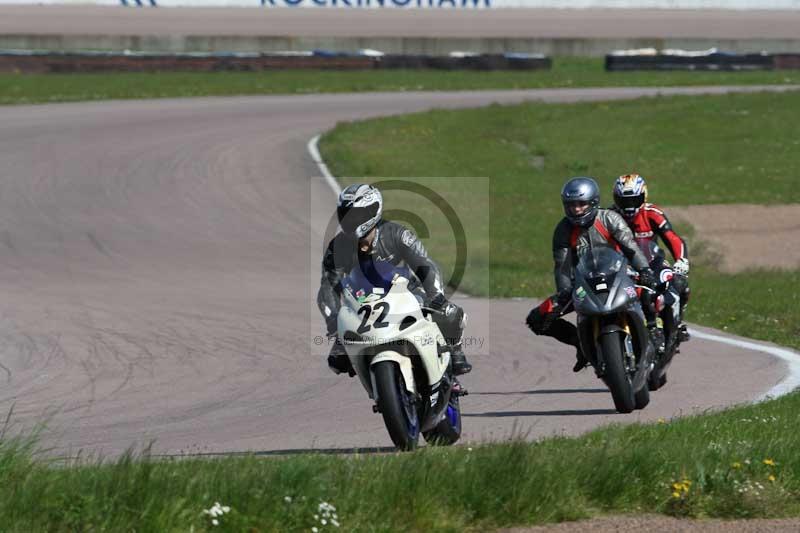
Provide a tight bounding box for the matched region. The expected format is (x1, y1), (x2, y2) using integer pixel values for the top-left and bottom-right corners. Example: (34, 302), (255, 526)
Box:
(561, 177), (600, 228)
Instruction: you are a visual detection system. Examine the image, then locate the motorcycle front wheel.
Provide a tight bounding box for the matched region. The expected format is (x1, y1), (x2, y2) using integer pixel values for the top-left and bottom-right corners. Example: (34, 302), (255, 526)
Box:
(600, 332), (636, 414)
(373, 361), (420, 451)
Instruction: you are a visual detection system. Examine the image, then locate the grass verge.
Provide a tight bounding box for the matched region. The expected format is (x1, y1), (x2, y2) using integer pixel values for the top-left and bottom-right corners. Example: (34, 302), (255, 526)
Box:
(320, 90), (800, 350)
(0, 58), (798, 105)
(4, 391), (800, 531)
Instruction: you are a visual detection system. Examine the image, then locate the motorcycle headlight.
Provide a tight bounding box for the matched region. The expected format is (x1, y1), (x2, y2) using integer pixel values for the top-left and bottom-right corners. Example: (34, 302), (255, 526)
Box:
(588, 272), (616, 294)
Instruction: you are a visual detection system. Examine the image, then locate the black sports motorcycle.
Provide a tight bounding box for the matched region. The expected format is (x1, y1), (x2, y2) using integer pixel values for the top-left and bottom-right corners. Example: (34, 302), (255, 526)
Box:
(573, 246), (654, 413)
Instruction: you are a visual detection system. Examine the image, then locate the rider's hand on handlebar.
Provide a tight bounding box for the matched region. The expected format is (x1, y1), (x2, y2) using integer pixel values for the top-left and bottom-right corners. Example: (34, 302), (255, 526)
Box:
(638, 268), (657, 291)
(426, 292), (448, 311)
(673, 258), (690, 277)
(556, 288), (572, 307)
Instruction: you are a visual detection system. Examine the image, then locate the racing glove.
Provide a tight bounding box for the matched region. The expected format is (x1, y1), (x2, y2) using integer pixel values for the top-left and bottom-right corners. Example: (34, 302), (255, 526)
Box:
(425, 292), (448, 311)
(638, 268), (657, 291)
(555, 288), (573, 307)
(673, 258), (690, 277)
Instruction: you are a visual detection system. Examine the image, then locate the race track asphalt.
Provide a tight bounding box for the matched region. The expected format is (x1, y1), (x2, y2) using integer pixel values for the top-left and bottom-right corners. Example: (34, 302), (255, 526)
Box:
(0, 86), (795, 456)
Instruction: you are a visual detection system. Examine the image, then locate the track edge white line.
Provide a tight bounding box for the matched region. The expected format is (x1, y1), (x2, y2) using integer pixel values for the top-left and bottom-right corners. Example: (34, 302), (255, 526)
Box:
(690, 329), (800, 402)
(308, 134), (341, 196)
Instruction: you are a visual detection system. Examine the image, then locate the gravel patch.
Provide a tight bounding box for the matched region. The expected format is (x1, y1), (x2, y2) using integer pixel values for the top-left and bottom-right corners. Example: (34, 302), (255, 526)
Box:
(668, 204), (800, 273)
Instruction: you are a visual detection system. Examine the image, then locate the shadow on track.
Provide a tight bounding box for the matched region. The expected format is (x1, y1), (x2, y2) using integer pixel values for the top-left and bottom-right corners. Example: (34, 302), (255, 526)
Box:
(463, 408), (617, 418)
(469, 388), (607, 396)
(155, 446), (398, 458)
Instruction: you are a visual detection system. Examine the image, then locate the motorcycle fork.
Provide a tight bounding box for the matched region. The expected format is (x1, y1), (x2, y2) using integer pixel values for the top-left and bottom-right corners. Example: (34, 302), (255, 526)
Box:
(620, 318), (636, 372)
(592, 316), (635, 375)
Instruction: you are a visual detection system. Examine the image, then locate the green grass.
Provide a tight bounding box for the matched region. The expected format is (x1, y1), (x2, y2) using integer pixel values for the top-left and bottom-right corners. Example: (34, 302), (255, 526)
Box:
(321, 90), (800, 350)
(0, 57), (798, 105)
(4, 391), (800, 531)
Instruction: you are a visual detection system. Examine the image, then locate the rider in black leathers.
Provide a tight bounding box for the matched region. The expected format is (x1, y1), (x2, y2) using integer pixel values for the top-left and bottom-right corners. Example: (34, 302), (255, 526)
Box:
(526, 177), (658, 372)
(318, 183), (473, 376)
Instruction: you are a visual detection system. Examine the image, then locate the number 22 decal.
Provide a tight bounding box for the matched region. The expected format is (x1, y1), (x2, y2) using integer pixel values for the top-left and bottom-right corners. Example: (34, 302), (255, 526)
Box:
(356, 302), (390, 333)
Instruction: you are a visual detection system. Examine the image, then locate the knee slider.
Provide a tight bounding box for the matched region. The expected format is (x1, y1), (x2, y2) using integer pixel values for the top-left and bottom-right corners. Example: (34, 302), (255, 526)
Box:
(526, 308), (548, 335)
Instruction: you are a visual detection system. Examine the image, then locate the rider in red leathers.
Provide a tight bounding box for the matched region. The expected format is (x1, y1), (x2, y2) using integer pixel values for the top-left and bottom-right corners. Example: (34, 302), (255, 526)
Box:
(611, 174), (691, 343)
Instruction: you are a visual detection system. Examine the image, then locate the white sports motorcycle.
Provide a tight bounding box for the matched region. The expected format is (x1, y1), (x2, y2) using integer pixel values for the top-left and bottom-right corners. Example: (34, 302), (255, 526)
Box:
(338, 262), (464, 451)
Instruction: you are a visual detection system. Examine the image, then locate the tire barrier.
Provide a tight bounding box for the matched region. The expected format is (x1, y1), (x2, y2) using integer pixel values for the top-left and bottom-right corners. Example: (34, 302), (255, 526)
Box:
(605, 48), (798, 71)
(379, 52), (550, 70)
(0, 49), (551, 73)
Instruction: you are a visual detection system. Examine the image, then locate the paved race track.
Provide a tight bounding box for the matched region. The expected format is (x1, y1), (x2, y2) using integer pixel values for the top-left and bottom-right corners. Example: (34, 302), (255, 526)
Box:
(0, 86), (795, 457)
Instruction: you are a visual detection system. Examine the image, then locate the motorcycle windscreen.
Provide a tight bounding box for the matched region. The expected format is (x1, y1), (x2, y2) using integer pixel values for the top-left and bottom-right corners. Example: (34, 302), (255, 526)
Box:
(343, 258), (412, 304)
(576, 246), (625, 281)
(635, 239), (665, 265)
(574, 246), (635, 313)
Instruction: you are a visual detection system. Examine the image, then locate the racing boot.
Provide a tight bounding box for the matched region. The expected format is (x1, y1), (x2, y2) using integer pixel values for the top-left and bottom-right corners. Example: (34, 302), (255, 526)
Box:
(327, 336), (356, 377)
(677, 322), (691, 343)
(572, 347), (589, 373)
(648, 323), (666, 356)
(450, 342), (472, 376)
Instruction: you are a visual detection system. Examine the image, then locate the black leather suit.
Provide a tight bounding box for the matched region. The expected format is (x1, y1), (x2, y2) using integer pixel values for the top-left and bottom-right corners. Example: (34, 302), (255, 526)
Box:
(527, 209), (651, 350)
(318, 220), (464, 349)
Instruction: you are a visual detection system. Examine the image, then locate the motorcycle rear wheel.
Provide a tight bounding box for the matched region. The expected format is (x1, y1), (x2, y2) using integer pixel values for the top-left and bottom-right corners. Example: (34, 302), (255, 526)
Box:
(423, 392), (462, 446)
(648, 371), (668, 391)
(634, 381), (650, 410)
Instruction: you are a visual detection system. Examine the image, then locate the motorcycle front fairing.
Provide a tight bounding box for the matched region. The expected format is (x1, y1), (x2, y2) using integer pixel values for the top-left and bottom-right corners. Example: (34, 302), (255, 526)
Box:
(573, 247), (650, 374)
(338, 264), (450, 400)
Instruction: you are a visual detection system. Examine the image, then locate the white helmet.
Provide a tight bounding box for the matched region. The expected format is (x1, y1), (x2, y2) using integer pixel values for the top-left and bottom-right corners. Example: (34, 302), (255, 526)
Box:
(337, 183), (383, 238)
(613, 173), (648, 220)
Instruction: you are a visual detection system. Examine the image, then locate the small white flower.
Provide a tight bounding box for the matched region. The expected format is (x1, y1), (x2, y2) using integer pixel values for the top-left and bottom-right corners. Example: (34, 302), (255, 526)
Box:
(331, 519), (340, 527)
(322, 519), (328, 525)
(222, 506), (230, 513)
(319, 502), (336, 513)
(312, 528), (319, 533)
(284, 496), (293, 503)
(212, 519), (219, 526)
(314, 514), (319, 520)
